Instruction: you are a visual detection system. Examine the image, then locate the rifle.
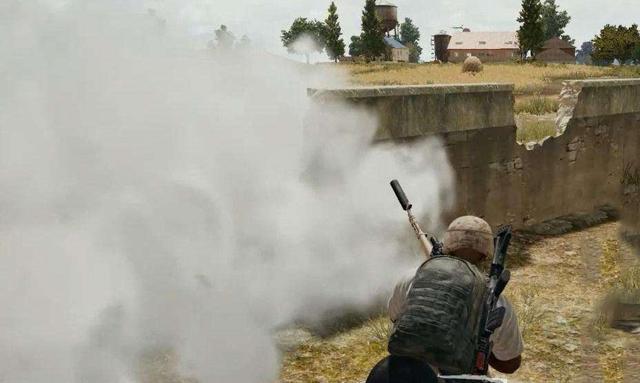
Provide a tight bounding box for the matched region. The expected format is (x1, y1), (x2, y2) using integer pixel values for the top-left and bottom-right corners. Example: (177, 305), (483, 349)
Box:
(390, 180), (443, 258)
(473, 225), (512, 374)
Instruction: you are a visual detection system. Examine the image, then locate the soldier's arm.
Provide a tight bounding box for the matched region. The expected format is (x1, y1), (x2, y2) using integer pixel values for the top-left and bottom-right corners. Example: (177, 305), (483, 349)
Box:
(489, 353), (521, 374)
(489, 297), (524, 374)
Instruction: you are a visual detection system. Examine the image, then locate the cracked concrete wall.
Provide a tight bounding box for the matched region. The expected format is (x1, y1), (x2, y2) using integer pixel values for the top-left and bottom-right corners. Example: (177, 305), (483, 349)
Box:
(308, 80), (640, 233)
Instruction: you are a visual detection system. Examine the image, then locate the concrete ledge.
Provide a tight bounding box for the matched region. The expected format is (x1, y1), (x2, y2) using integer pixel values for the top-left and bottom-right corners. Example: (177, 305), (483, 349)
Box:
(308, 83), (515, 139)
(308, 83), (513, 99)
(568, 78), (640, 118)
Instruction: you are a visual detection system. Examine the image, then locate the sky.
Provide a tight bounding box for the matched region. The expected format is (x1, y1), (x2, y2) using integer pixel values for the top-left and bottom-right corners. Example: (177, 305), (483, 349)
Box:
(154, 0), (640, 61)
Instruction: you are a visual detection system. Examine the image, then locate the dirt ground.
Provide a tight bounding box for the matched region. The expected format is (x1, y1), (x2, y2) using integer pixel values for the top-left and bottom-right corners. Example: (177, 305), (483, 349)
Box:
(279, 222), (640, 383)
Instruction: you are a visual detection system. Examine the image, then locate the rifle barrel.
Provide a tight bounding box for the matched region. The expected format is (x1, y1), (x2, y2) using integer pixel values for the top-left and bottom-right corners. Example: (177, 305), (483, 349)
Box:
(390, 180), (412, 211)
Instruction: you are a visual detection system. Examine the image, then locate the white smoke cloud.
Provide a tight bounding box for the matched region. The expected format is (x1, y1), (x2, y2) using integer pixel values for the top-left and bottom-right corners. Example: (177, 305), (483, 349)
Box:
(0, 1), (454, 382)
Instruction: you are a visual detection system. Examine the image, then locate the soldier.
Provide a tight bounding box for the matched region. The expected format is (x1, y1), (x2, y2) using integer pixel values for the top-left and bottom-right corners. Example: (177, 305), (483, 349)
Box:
(367, 216), (523, 383)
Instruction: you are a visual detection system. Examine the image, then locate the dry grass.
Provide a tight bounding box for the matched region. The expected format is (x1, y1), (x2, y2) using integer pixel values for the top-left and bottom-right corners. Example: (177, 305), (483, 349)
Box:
(514, 96), (560, 115)
(516, 115), (557, 143)
(137, 348), (197, 383)
(280, 319), (389, 383)
(341, 62), (614, 95)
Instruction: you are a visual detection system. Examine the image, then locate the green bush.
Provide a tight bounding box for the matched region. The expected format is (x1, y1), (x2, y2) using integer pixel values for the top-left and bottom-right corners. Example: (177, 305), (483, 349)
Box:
(517, 118), (557, 143)
(515, 96), (560, 115)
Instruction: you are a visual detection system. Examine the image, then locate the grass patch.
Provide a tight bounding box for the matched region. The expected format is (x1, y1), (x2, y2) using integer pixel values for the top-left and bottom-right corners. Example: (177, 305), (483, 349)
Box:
(600, 239), (622, 287)
(515, 96), (560, 115)
(339, 63), (621, 92)
(509, 286), (544, 339)
(365, 315), (393, 343)
(599, 345), (626, 383)
(516, 117), (557, 143)
(543, 70), (600, 82)
(137, 348), (196, 383)
(610, 65), (640, 78)
(280, 319), (389, 383)
(615, 265), (640, 304)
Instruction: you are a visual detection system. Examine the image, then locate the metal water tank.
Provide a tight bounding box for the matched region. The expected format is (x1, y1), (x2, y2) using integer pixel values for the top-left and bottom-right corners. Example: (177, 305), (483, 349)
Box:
(375, 1), (398, 34)
(433, 33), (452, 62)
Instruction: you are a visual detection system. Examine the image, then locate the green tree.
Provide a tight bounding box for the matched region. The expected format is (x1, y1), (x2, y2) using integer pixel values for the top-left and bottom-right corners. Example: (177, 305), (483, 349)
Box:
(592, 25), (619, 65)
(634, 44), (640, 64)
(359, 0), (385, 61)
(517, 0), (545, 59)
(281, 18), (327, 64)
(324, 2), (346, 62)
(592, 24), (640, 65)
(349, 36), (363, 57)
(400, 18), (422, 63)
(624, 24), (640, 64)
(215, 25), (235, 50)
(541, 0), (574, 44)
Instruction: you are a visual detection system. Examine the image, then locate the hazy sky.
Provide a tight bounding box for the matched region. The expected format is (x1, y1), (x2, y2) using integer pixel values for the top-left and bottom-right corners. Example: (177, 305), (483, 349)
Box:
(162, 0), (640, 60)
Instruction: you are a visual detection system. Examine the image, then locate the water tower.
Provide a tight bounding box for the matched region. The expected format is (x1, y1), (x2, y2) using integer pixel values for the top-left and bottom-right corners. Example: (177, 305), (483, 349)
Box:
(375, 1), (398, 36)
(432, 31), (452, 62)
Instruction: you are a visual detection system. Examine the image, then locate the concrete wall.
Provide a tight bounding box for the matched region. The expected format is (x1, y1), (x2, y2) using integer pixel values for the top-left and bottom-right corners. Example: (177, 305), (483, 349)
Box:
(309, 79), (640, 234)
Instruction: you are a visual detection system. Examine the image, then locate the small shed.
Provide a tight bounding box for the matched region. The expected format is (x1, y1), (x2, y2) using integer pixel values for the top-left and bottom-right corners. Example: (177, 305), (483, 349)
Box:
(384, 36), (410, 62)
(537, 37), (576, 64)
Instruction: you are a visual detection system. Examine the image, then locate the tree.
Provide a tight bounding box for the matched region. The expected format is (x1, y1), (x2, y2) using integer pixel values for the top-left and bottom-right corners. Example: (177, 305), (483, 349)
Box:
(592, 24), (640, 65)
(517, 0), (545, 59)
(541, 0), (574, 45)
(400, 18), (422, 63)
(592, 25), (619, 65)
(215, 25), (235, 50)
(281, 18), (327, 64)
(634, 44), (640, 64)
(324, 2), (346, 62)
(349, 36), (363, 57)
(623, 24), (640, 64)
(359, 0), (385, 61)
(576, 41), (593, 64)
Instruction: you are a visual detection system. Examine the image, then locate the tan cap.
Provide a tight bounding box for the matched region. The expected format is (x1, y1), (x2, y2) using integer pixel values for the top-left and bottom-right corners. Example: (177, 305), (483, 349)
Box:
(443, 216), (494, 259)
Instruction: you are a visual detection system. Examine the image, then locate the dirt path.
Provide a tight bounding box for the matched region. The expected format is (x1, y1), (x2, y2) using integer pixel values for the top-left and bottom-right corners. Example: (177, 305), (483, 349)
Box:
(280, 222), (640, 383)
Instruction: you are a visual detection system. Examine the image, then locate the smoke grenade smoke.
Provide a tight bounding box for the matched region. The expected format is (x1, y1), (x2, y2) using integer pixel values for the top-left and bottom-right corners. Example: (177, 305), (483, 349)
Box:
(0, 1), (454, 382)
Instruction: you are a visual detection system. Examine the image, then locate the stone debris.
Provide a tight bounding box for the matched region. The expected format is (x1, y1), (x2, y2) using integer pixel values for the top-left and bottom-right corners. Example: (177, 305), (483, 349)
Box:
(525, 207), (617, 236)
(556, 81), (583, 136)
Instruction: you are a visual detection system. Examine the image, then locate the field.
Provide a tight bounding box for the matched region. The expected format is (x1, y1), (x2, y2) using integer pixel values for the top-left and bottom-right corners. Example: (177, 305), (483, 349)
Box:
(279, 222), (640, 383)
(340, 62), (639, 95)
(327, 62), (640, 143)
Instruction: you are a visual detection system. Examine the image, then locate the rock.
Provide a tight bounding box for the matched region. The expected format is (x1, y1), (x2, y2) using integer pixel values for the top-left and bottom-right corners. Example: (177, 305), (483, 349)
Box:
(563, 343), (578, 352)
(528, 219), (573, 235)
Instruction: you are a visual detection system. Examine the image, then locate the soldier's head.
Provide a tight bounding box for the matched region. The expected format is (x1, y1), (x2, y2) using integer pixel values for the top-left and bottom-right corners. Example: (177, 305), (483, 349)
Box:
(442, 216), (493, 265)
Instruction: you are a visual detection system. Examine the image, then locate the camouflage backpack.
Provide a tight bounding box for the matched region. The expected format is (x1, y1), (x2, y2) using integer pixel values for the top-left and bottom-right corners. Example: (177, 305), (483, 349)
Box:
(387, 255), (488, 375)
